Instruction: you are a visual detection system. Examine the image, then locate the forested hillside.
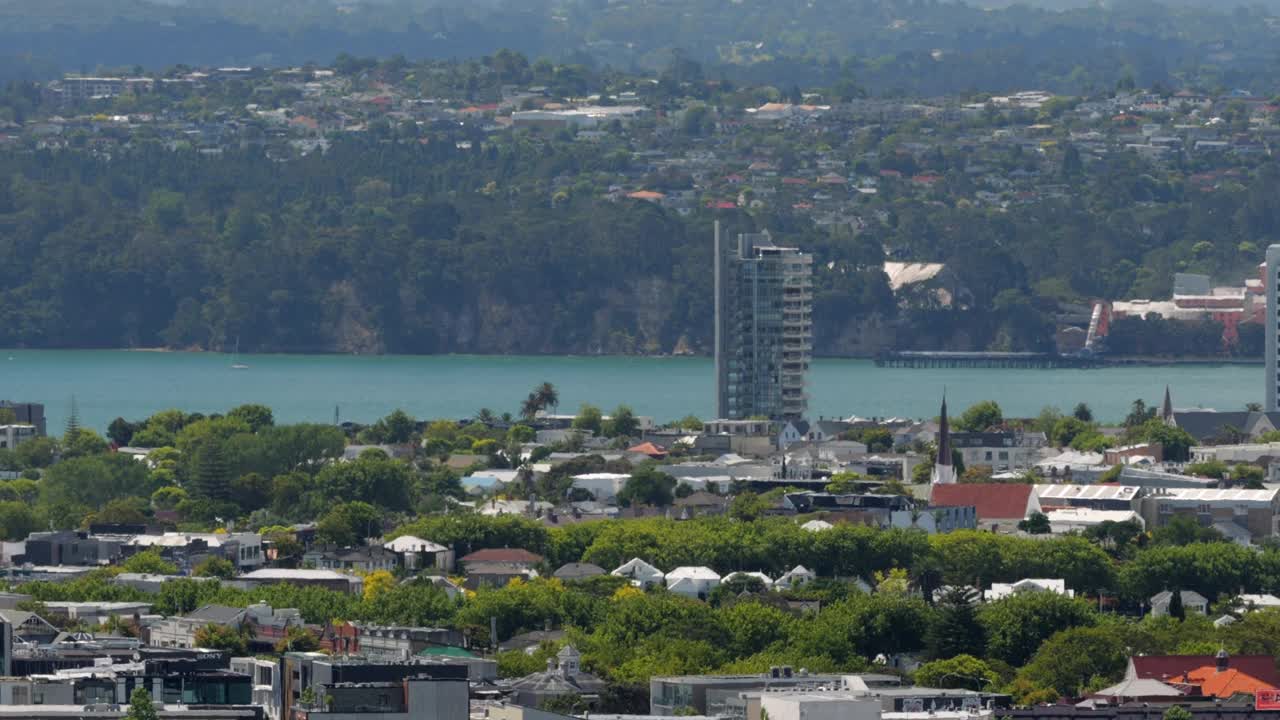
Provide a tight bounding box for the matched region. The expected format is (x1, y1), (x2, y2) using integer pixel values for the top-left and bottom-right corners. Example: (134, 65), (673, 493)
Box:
(1, 131), (1279, 356)
(3, 0), (1280, 94)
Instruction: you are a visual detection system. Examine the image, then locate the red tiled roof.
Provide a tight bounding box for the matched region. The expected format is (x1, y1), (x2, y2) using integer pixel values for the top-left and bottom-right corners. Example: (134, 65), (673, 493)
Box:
(627, 442), (667, 457)
(930, 483), (1035, 521)
(1192, 667), (1276, 698)
(1132, 656), (1280, 691)
(460, 548), (543, 564)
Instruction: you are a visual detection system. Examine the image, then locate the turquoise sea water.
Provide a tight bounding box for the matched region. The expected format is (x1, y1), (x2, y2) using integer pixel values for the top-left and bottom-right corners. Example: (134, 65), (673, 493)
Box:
(0, 350), (1266, 433)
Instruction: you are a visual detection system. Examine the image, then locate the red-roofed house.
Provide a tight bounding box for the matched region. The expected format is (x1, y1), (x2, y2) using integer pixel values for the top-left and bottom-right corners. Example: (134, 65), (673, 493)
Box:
(460, 548), (544, 567)
(930, 483), (1039, 527)
(1131, 650), (1280, 696)
(627, 442), (668, 460)
(1129, 654), (1280, 699)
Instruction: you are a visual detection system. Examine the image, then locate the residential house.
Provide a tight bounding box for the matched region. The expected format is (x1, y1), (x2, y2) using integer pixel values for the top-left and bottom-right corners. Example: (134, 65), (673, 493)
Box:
(612, 558), (665, 588)
(929, 483), (1041, 529)
(984, 578), (1073, 602)
(1045, 508), (1145, 533)
(354, 624), (460, 661)
(890, 505), (977, 534)
(571, 473), (631, 503)
(666, 567), (721, 600)
(0, 609), (58, 644)
(1150, 590), (1209, 617)
(552, 563), (606, 582)
(506, 646), (607, 707)
(463, 562), (539, 589)
(674, 491), (730, 518)
(1127, 652), (1280, 699)
(460, 548), (543, 570)
(721, 571), (774, 590)
(774, 565), (816, 591)
(236, 568), (362, 594)
(951, 431), (1044, 471)
(147, 604), (247, 649)
(382, 535), (452, 571)
(303, 545), (399, 574)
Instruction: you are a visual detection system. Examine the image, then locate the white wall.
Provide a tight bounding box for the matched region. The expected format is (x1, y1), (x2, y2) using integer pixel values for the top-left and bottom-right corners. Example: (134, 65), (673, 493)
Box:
(759, 695), (881, 720)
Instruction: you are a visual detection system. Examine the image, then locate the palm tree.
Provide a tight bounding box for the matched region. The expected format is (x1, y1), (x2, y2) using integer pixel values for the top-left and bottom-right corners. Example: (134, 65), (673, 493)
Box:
(534, 382), (559, 415)
(475, 408), (497, 426)
(520, 393), (542, 421)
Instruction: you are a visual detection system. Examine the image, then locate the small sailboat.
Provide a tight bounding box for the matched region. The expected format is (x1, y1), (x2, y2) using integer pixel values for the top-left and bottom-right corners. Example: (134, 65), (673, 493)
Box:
(231, 337), (250, 370)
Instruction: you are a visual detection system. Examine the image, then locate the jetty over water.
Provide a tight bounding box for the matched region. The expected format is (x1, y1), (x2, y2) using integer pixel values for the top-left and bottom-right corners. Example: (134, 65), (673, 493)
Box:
(875, 351), (1099, 369)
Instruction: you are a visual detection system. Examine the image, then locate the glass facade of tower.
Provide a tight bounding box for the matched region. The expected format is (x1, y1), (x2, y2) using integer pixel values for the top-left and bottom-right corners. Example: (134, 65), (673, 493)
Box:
(715, 229), (813, 421)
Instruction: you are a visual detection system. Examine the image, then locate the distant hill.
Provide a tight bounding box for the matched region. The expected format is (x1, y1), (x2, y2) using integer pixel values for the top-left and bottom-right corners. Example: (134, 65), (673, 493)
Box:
(0, 0), (1277, 94)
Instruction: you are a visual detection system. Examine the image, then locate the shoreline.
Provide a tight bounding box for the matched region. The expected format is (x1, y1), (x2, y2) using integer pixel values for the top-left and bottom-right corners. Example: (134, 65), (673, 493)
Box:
(1, 347), (1267, 367)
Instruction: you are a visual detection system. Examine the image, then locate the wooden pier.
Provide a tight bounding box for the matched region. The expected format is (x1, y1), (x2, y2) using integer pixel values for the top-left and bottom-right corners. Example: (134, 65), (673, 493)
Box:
(875, 351), (1099, 369)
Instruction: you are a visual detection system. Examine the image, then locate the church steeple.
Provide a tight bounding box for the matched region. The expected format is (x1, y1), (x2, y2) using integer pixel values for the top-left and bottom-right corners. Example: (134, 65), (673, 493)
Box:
(1161, 386), (1175, 426)
(932, 393), (956, 485)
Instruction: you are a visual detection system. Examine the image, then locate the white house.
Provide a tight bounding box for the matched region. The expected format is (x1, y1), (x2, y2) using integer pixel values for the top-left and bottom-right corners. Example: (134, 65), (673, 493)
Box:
(665, 566), (721, 599)
(774, 565), (817, 590)
(1150, 590), (1209, 617)
(984, 578), (1073, 602)
(721, 571), (773, 589)
(1236, 593), (1280, 611)
(1045, 508), (1144, 534)
(382, 535), (452, 570)
(571, 473), (631, 502)
(611, 558), (665, 589)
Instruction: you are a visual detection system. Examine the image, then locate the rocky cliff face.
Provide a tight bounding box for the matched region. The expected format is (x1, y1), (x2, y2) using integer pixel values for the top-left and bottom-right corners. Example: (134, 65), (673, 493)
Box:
(321, 277), (906, 357)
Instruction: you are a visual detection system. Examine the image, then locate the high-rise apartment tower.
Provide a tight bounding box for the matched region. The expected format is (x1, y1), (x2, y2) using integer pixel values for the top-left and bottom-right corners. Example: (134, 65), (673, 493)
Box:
(713, 222), (813, 421)
(1267, 245), (1280, 412)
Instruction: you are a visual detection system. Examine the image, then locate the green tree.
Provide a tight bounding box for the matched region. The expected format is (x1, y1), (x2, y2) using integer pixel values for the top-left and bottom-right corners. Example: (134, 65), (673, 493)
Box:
(534, 383), (560, 415)
(1168, 587), (1185, 620)
(226, 404), (275, 432)
(120, 549), (179, 575)
(274, 625), (320, 653)
(61, 428), (109, 458)
(372, 409), (416, 444)
(617, 467), (677, 507)
(193, 438), (233, 502)
(193, 557), (237, 579)
(125, 687), (160, 720)
(604, 405), (640, 438)
(572, 404), (604, 435)
(1016, 625), (1129, 697)
(927, 587), (985, 660)
(1131, 419), (1195, 462)
(1072, 403), (1093, 422)
(1151, 515), (1224, 546)
(194, 622), (248, 654)
(1018, 512), (1051, 534)
(1163, 707), (1193, 720)
(314, 449), (413, 509)
(956, 401), (1003, 432)
(914, 654), (998, 691)
(317, 501), (382, 546)
(978, 592), (1096, 666)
